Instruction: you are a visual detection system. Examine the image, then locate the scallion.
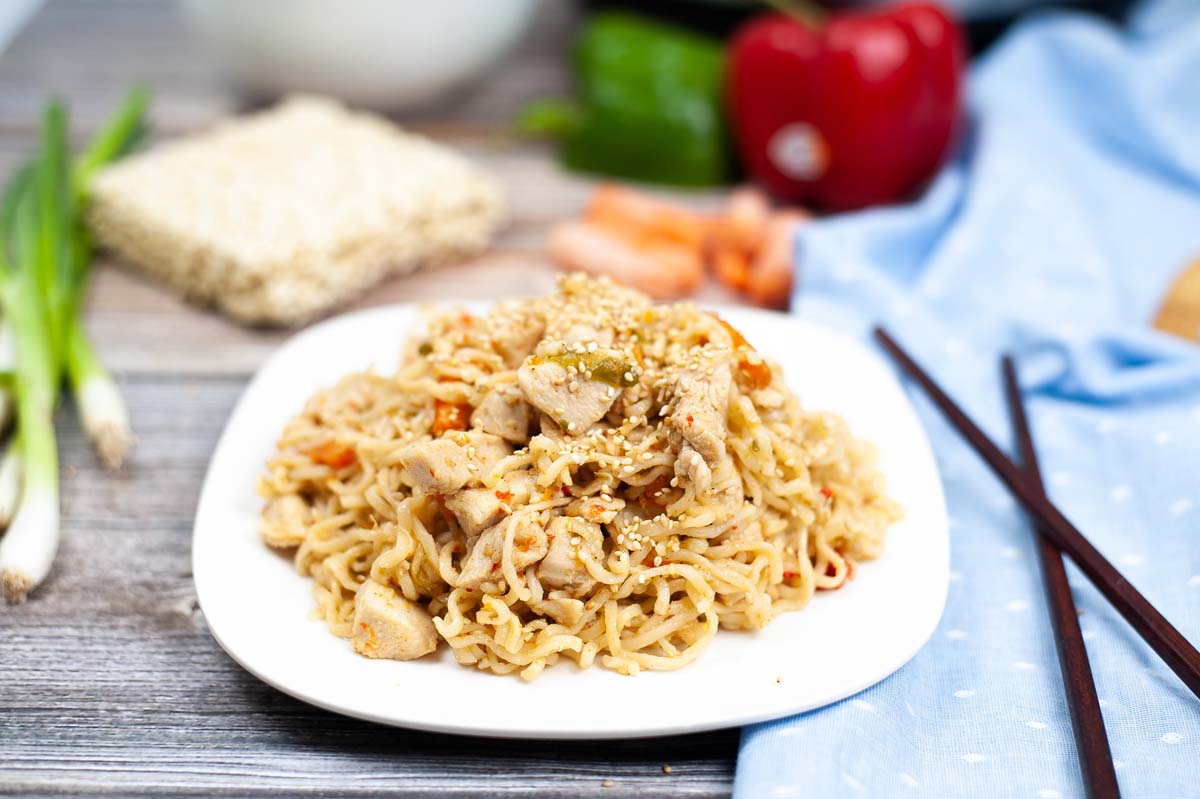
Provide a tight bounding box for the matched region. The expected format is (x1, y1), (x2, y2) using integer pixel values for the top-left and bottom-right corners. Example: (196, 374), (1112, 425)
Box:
(0, 89), (148, 601)
(0, 440), (21, 527)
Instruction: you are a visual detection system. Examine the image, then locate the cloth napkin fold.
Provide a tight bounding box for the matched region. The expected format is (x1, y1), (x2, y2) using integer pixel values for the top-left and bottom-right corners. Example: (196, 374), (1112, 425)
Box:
(734, 2), (1200, 797)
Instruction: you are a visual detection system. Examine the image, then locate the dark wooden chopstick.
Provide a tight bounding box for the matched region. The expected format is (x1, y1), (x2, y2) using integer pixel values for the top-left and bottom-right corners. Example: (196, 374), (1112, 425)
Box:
(873, 326), (1200, 699)
(1003, 357), (1120, 799)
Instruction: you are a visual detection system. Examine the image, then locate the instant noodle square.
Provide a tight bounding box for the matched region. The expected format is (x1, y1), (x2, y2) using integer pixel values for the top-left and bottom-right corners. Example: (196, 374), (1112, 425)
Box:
(87, 96), (504, 325)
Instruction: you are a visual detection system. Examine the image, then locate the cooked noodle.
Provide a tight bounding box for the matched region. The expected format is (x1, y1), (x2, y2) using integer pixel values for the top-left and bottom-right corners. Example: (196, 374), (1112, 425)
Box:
(259, 274), (900, 679)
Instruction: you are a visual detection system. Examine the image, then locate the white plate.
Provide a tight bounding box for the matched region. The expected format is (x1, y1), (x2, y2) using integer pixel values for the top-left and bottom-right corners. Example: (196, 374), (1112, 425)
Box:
(193, 304), (948, 739)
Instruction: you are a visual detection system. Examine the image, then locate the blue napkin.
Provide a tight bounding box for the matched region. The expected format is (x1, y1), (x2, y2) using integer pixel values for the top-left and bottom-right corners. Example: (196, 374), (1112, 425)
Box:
(734, 3), (1200, 797)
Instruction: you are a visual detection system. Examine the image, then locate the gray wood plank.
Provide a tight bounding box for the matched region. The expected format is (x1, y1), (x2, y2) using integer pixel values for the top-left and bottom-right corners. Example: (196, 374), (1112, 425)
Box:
(0, 127), (744, 380)
(0, 4), (744, 796)
(0, 376), (737, 799)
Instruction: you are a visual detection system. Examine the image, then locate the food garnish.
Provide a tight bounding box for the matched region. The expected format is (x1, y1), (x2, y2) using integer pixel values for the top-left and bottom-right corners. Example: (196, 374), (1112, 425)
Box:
(0, 89), (148, 602)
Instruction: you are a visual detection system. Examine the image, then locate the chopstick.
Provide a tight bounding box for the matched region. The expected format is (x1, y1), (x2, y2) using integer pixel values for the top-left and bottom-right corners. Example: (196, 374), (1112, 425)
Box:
(873, 326), (1200, 699)
(1003, 357), (1120, 799)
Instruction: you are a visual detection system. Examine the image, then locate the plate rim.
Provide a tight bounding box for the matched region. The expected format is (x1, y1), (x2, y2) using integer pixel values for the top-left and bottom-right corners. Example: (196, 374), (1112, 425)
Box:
(193, 302), (948, 739)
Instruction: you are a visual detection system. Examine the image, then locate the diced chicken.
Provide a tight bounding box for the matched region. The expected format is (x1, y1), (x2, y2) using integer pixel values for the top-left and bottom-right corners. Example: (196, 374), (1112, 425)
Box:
(490, 311), (545, 368)
(518, 359), (621, 434)
(674, 445), (712, 496)
(470, 383), (531, 443)
(446, 430), (512, 475)
(533, 413), (570, 446)
(351, 580), (439, 660)
(566, 494), (626, 524)
(260, 494), (309, 548)
(398, 432), (512, 495)
(445, 470), (536, 536)
(669, 360), (732, 465)
(445, 488), (505, 537)
(532, 594), (586, 626)
(502, 470), (537, 498)
(537, 516), (600, 593)
(457, 517), (549, 589)
(397, 438), (472, 494)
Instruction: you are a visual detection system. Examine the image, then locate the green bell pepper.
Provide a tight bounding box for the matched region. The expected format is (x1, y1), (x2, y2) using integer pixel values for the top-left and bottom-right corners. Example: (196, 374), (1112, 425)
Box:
(520, 12), (732, 187)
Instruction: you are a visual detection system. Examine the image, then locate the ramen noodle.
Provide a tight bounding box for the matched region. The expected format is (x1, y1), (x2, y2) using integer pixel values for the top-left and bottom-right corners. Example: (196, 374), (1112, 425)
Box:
(259, 274), (900, 679)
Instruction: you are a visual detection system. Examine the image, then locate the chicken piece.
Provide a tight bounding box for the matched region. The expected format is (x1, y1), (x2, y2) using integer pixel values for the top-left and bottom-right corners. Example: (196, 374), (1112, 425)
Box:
(457, 516), (549, 589)
(669, 360), (732, 465)
(490, 309), (545, 368)
(537, 516), (600, 593)
(445, 430), (512, 476)
(518, 357), (622, 434)
(445, 471), (536, 536)
(674, 445), (712, 496)
(445, 488), (506, 537)
(352, 580), (439, 660)
(470, 383), (531, 443)
(260, 494), (309, 548)
(566, 494), (626, 525)
(397, 438), (472, 494)
(533, 594), (586, 626)
(537, 413), (569, 445)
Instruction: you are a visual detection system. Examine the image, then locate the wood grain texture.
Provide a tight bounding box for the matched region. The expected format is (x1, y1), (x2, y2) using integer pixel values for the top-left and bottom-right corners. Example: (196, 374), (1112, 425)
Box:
(0, 378), (737, 799)
(0, 2), (745, 797)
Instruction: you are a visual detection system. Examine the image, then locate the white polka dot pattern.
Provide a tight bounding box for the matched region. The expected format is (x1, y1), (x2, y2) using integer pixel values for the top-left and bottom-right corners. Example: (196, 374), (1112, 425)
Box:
(732, 49), (1200, 794)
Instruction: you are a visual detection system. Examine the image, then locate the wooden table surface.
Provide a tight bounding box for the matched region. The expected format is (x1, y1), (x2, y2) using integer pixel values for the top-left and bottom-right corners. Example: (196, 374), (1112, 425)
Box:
(0, 2), (744, 797)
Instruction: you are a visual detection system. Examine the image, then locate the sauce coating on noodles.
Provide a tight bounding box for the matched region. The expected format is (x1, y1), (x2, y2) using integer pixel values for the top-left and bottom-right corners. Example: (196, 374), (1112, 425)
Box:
(259, 274), (900, 678)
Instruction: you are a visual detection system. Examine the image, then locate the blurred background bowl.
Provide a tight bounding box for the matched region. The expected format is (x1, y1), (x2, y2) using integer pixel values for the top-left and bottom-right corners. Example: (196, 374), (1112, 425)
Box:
(180, 0), (541, 111)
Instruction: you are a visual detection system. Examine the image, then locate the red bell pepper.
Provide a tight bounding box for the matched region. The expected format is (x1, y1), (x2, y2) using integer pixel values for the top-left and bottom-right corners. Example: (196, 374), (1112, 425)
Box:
(727, 2), (966, 211)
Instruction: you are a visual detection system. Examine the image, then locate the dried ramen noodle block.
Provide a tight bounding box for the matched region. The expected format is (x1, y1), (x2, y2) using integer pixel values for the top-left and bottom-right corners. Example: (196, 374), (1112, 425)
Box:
(88, 95), (504, 325)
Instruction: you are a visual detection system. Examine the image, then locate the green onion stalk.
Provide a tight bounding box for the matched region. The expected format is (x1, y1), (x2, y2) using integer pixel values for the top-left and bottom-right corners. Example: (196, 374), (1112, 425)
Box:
(0, 89), (148, 601)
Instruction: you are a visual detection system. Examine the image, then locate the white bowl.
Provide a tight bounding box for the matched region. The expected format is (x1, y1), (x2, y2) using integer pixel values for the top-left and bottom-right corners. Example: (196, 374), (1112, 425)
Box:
(181, 0), (541, 110)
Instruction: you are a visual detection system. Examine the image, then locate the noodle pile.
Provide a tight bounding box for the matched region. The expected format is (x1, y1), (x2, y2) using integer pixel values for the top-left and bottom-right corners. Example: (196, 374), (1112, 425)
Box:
(259, 274), (900, 679)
